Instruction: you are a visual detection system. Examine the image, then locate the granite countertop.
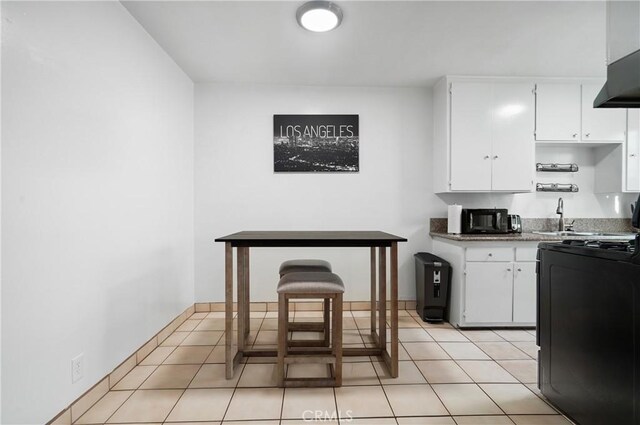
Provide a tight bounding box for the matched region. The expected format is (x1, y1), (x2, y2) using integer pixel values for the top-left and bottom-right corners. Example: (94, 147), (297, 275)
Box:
(430, 217), (638, 242)
(430, 232), (579, 242)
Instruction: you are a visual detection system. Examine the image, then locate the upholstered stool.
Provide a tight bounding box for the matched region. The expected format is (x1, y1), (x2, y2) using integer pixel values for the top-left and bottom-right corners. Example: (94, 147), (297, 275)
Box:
(279, 259), (332, 277)
(279, 259), (333, 342)
(277, 272), (344, 387)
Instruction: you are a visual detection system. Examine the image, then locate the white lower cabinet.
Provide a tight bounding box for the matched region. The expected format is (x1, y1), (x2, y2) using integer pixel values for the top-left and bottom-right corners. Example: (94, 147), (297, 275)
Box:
(465, 262), (513, 323)
(512, 262), (537, 323)
(433, 238), (537, 328)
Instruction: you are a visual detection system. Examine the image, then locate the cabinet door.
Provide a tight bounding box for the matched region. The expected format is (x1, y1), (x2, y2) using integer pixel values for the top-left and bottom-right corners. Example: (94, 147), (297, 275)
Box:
(464, 262), (513, 323)
(581, 84), (627, 142)
(450, 82), (493, 191)
(535, 83), (581, 141)
(491, 83), (535, 191)
(513, 262), (536, 323)
(627, 111), (640, 192)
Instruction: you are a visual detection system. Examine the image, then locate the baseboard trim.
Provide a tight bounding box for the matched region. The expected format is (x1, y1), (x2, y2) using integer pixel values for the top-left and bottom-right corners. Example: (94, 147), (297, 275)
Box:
(47, 300), (417, 424)
(47, 303), (195, 425)
(196, 300), (417, 313)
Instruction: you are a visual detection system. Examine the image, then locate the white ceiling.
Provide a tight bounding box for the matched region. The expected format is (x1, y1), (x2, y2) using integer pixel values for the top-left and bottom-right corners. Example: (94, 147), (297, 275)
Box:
(122, 1), (607, 87)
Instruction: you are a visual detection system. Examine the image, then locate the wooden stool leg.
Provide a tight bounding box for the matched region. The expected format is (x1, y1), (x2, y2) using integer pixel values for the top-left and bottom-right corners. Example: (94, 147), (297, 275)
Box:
(277, 293), (287, 387)
(333, 293), (343, 386)
(323, 298), (330, 347)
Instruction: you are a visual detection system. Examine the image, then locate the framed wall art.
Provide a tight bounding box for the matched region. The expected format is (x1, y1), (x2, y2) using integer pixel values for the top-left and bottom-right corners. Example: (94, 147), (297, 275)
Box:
(273, 114), (359, 172)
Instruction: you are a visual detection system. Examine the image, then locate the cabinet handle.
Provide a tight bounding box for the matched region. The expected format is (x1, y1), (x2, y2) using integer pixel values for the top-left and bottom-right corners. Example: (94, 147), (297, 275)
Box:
(493, 155), (499, 159)
(488, 253), (493, 257)
(507, 268), (512, 272)
(631, 154), (637, 157)
(572, 133), (578, 138)
(585, 133), (590, 138)
(484, 155), (490, 159)
(517, 268), (522, 272)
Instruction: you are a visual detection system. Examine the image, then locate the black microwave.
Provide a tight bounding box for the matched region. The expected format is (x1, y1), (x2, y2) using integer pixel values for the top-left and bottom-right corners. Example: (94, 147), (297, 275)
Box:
(461, 209), (509, 234)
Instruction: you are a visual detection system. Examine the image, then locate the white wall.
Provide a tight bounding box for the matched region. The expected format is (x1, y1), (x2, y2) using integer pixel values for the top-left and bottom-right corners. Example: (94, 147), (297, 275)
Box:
(438, 146), (638, 220)
(0, 4), (3, 420)
(194, 83), (638, 306)
(1, 2), (194, 423)
(195, 83), (437, 303)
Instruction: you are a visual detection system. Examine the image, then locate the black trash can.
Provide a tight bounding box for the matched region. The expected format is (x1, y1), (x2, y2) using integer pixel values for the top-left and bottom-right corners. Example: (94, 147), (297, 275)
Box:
(414, 252), (451, 323)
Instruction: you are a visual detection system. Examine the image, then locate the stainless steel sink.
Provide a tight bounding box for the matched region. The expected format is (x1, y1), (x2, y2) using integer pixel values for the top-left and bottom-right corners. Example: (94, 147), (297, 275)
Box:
(533, 230), (637, 239)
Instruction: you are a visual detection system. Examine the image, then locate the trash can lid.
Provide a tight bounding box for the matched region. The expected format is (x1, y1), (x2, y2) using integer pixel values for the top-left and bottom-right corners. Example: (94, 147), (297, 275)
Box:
(414, 252), (450, 267)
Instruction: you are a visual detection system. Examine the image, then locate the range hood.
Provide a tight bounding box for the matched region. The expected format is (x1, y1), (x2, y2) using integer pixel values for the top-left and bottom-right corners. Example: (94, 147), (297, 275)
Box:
(594, 1), (640, 108)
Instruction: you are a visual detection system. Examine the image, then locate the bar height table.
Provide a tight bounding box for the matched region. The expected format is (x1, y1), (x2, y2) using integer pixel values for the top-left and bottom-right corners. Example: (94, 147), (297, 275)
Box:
(214, 231), (407, 379)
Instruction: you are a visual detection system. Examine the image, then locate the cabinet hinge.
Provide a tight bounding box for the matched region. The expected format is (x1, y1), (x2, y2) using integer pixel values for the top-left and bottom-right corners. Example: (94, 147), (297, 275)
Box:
(532, 85), (537, 95)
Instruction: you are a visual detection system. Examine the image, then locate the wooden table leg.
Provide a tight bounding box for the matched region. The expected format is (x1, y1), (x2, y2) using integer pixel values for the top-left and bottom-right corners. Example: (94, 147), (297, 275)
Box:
(244, 248), (251, 339)
(370, 247), (377, 333)
(378, 246), (387, 351)
(225, 242), (234, 379)
(389, 242), (399, 378)
(237, 247), (246, 352)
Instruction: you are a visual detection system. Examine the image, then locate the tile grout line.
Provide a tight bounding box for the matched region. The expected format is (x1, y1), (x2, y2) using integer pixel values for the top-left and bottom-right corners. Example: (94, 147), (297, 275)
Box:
(69, 308), (199, 425)
(100, 315), (208, 424)
(73, 388), (137, 425)
(218, 309), (266, 422)
(402, 340), (455, 419)
(158, 338), (212, 424)
(412, 326), (499, 420)
(428, 328), (513, 418)
(428, 326), (553, 420)
(73, 310), (567, 425)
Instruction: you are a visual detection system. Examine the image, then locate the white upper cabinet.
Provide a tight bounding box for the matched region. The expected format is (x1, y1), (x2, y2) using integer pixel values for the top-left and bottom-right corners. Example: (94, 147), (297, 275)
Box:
(434, 76), (633, 194)
(450, 82), (493, 191)
(627, 111), (640, 192)
(594, 109), (638, 194)
(535, 83), (581, 141)
(581, 84), (627, 142)
(535, 82), (626, 142)
(491, 83), (536, 191)
(435, 78), (534, 193)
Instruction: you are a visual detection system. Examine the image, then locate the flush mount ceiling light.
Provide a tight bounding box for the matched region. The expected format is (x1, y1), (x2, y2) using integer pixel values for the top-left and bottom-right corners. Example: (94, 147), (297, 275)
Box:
(296, 1), (343, 33)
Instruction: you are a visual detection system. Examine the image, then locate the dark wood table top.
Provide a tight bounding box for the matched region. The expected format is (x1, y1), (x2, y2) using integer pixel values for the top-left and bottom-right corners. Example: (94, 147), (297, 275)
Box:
(215, 231), (407, 247)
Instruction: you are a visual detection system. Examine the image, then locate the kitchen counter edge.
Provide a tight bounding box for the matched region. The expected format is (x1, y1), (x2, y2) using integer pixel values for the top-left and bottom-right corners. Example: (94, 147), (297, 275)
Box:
(431, 232), (573, 242)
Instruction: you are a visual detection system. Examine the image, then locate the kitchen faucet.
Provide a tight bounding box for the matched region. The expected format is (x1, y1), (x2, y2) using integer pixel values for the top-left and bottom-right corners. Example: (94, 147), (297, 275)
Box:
(556, 198), (564, 231)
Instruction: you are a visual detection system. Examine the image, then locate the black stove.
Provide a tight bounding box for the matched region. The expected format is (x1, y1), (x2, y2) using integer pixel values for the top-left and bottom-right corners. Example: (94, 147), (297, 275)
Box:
(560, 238), (636, 253)
(537, 233), (640, 425)
(540, 235), (640, 263)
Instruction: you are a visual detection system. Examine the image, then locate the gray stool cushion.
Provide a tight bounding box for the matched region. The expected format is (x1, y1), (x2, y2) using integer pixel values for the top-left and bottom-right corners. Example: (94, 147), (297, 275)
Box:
(279, 259), (332, 276)
(278, 272), (345, 294)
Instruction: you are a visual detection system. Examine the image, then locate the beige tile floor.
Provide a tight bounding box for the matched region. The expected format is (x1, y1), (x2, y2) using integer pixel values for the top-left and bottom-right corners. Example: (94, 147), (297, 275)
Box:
(74, 309), (574, 425)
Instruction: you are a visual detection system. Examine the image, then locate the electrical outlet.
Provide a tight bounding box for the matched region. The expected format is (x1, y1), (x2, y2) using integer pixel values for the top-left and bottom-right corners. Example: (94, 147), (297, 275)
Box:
(71, 353), (84, 383)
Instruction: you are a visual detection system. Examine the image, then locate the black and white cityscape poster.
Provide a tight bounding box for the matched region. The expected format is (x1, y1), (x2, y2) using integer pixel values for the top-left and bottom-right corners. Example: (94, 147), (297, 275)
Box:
(273, 114), (359, 172)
